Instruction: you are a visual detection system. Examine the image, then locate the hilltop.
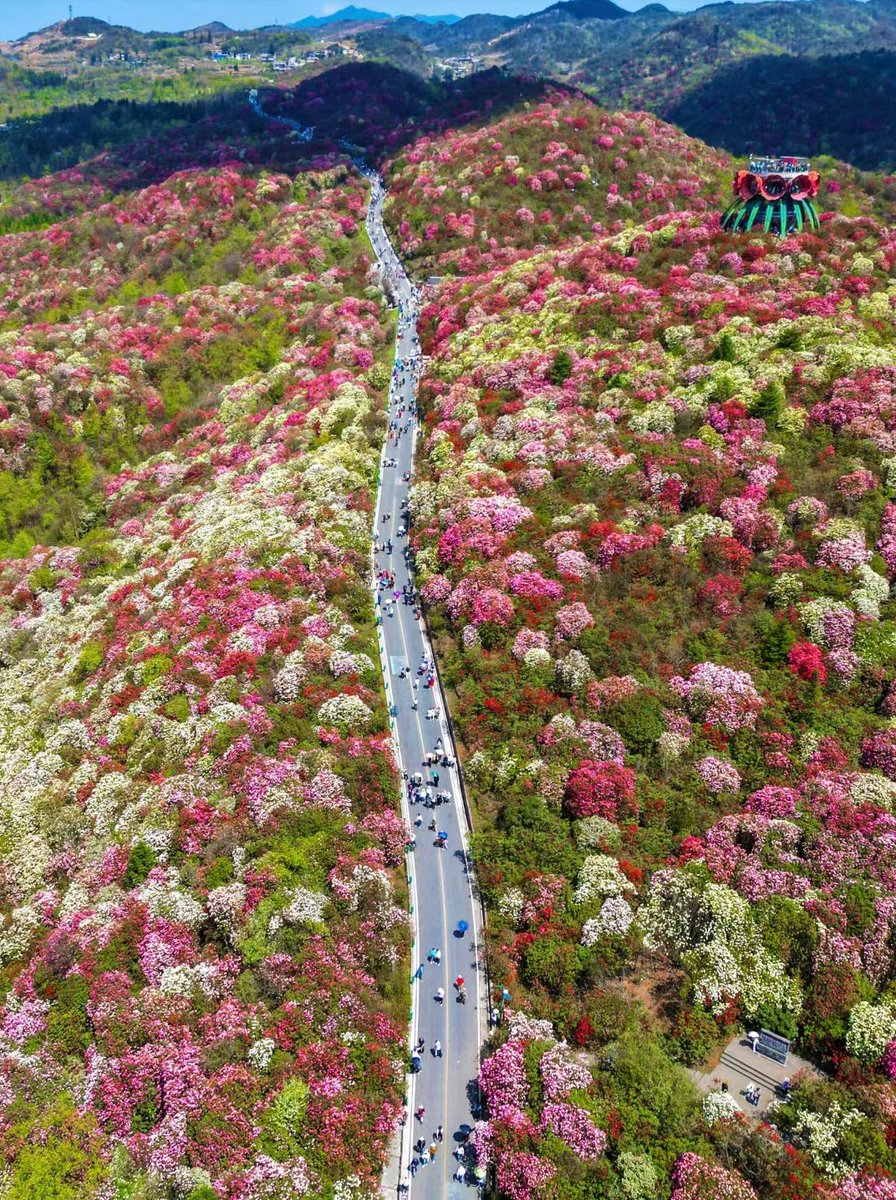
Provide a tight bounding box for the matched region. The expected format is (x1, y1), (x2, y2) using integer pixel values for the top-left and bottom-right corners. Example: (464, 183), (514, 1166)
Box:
(379, 0), (896, 168)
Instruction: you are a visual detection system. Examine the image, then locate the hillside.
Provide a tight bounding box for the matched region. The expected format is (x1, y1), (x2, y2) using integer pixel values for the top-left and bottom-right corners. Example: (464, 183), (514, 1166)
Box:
(381, 85), (895, 275)
(391, 87), (896, 1200)
(0, 56), (896, 1200)
(0, 86), (408, 1199)
(380, 0), (896, 169)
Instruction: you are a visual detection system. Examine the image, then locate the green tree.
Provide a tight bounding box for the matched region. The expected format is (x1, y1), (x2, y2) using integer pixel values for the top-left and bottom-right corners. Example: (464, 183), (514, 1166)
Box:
(750, 380), (785, 429)
(46, 976), (92, 1059)
(548, 347), (573, 385)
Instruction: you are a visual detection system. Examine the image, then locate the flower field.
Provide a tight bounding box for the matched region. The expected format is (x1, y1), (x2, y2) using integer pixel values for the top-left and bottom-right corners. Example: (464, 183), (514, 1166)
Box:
(4, 58), (896, 1200)
(402, 91), (896, 1197)
(383, 89), (895, 276)
(0, 124), (409, 1198)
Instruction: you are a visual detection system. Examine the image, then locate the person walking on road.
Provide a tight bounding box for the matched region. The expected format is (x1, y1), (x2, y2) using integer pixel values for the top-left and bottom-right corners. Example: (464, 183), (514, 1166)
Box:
(432, 1040), (442, 1057)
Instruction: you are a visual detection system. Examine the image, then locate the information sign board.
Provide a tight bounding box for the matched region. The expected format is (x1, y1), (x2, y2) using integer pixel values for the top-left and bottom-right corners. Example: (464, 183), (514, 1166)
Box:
(757, 1029), (790, 1065)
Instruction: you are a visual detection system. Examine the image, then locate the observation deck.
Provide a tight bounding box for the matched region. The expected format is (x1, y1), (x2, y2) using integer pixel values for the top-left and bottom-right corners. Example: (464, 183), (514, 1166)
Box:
(721, 153), (820, 236)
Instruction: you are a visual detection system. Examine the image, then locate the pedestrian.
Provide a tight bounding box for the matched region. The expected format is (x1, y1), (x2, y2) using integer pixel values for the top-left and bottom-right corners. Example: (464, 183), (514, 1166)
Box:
(409, 1159), (417, 1177)
(420, 1149), (430, 1166)
(415, 1106), (425, 1122)
(433, 948), (441, 964)
(432, 1040), (441, 1057)
(455, 1165), (466, 1183)
(435, 987), (445, 1003)
(437, 1124), (443, 1142)
(414, 964), (423, 980)
(430, 1141), (439, 1157)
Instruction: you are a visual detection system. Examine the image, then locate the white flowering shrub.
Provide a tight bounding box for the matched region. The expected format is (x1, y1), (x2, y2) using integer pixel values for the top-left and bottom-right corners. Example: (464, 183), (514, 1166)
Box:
(554, 649), (593, 694)
(658, 730), (689, 761)
(316, 694), (372, 727)
(629, 401), (675, 435)
(639, 866), (801, 1017)
(702, 1089), (742, 1127)
(667, 513), (734, 550)
(853, 565), (890, 620)
(498, 887), (525, 927)
(845, 1001), (896, 1064)
(248, 1037), (277, 1072)
(581, 896), (634, 944)
(618, 1152), (659, 1200)
(574, 816), (621, 851)
(792, 1101), (867, 1178)
(850, 772), (896, 811)
(574, 855), (634, 904)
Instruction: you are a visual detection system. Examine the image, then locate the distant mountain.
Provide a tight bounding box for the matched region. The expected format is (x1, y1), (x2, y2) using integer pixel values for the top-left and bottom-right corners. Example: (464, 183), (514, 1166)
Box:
(189, 21), (234, 33)
(290, 7), (391, 26)
(57, 16), (111, 36)
(381, 0), (896, 169)
(535, 0), (629, 20)
(290, 7), (458, 26)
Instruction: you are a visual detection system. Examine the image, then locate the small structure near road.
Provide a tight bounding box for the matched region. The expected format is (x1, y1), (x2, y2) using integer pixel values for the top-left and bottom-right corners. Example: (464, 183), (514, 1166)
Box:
(691, 1032), (821, 1120)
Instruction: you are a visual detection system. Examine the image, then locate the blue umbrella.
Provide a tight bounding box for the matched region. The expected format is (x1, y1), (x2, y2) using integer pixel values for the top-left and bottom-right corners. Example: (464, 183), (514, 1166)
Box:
(456, 920), (469, 934)
(438, 831), (448, 841)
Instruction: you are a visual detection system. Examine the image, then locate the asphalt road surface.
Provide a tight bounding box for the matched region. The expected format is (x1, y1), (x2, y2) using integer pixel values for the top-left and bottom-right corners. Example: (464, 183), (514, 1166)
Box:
(366, 176), (484, 1199)
(249, 94), (484, 1197)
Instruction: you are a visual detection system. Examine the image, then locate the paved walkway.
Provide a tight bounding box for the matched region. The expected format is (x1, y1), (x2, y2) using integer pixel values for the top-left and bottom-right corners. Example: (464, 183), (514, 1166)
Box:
(691, 1034), (821, 1121)
(250, 93), (485, 1198)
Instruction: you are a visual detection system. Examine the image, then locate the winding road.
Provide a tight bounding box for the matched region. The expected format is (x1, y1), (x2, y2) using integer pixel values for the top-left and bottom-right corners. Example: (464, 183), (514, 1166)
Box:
(250, 93), (485, 1197)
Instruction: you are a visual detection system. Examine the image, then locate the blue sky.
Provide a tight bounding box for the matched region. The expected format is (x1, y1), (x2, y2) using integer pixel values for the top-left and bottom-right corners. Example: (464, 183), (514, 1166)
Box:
(1, 0), (747, 41)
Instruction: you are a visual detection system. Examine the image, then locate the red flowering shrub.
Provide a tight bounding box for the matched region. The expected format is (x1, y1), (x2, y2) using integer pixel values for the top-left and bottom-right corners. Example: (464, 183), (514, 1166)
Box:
(788, 641), (828, 685)
(564, 760), (637, 820)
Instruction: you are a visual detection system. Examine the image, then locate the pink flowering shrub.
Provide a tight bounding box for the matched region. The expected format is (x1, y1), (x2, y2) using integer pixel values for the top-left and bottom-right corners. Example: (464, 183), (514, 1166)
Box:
(670, 663), (765, 732)
(671, 1153), (759, 1199)
(475, 1027), (604, 1196)
(564, 760), (637, 820)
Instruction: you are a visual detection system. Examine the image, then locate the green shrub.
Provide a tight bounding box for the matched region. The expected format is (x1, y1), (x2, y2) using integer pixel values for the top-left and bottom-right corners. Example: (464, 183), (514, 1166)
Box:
(604, 693), (665, 756)
(141, 654), (173, 684)
(73, 641), (104, 680)
(46, 976), (92, 1058)
(121, 842), (157, 890)
(6, 1095), (107, 1200)
(163, 694), (190, 722)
